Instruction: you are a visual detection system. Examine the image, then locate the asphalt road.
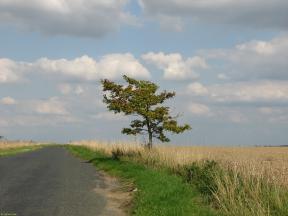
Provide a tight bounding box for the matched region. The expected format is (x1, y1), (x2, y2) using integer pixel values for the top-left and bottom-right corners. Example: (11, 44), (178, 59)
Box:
(0, 147), (109, 216)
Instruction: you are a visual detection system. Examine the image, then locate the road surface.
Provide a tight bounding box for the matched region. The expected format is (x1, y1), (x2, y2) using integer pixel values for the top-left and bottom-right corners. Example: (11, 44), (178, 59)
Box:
(0, 147), (114, 216)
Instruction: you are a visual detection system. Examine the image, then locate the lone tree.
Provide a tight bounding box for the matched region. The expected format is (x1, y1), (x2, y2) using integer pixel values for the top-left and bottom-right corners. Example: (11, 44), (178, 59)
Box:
(101, 75), (191, 149)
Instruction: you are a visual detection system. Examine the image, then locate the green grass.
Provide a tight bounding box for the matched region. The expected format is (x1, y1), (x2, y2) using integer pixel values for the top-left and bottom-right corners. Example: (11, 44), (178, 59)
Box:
(67, 145), (217, 216)
(0, 146), (42, 157)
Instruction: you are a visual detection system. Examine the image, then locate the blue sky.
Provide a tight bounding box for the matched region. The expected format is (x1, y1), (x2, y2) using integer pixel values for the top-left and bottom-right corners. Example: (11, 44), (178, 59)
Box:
(0, 0), (288, 145)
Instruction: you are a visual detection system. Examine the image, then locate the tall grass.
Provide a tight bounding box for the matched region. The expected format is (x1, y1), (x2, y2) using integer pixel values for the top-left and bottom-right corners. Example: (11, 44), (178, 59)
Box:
(0, 140), (41, 149)
(71, 140), (288, 216)
(0, 140), (44, 156)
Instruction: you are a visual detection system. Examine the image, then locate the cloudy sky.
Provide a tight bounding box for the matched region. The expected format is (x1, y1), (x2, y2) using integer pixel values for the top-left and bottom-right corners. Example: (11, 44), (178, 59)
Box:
(0, 0), (288, 145)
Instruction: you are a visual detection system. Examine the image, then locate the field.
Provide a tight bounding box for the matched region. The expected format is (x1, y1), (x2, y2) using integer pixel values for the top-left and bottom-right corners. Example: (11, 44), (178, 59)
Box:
(0, 140), (43, 156)
(72, 140), (288, 216)
(0, 140), (39, 149)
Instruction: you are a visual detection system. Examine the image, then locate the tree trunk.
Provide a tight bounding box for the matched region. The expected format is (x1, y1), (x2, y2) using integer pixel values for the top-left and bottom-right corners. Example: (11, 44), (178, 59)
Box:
(145, 117), (153, 150)
(148, 131), (153, 150)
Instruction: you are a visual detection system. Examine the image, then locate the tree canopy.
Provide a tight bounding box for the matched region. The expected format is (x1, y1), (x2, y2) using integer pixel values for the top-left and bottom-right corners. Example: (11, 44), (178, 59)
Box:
(101, 75), (191, 149)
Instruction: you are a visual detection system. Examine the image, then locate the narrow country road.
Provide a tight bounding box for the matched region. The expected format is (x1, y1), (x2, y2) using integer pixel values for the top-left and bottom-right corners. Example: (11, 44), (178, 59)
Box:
(0, 147), (112, 216)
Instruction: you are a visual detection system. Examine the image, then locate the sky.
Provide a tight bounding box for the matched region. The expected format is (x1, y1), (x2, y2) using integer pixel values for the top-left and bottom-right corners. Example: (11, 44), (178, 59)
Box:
(0, 0), (288, 146)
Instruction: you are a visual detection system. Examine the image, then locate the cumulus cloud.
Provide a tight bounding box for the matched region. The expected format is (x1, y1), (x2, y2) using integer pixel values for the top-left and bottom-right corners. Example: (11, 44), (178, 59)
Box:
(35, 97), (68, 115)
(258, 107), (288, 123)
(36, 54), (150, 80)
(186, 101), (257, 123)
(74, 86), (84, 95)
(58, 83), (72, 95)
(187, 82), (208, 96)
(0, 96), (82, 128)
(217, 73), (229, 80)
(58, 84), (85, 95)
(142, 52), (207, 80)
(0, 114), (78, 127)
(92, 112), (126, 121)
(258, 107), (282, 115)
(139, 0), (288, 30)
(183, 79), (288, 123)
(186, 101), (251, 123)
(210, 81), (288, 103)
(0, 0), (135, 37)
(0, 58), (23, 83)
(222, 110), (248, 123)
(202, 36), (288, 80)
(0, 97), (17, 105)
(186, 80), (288, 103)
(188, 103), (211, 116)
(0, 54), (150, 83)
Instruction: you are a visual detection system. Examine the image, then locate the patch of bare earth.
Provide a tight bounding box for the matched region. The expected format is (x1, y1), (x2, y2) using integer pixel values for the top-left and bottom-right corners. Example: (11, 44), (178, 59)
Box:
(94, 171), (134, 216)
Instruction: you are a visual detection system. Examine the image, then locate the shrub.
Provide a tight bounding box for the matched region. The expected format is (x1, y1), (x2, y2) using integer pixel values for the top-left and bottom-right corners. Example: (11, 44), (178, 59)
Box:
(184, 161), (220, 197)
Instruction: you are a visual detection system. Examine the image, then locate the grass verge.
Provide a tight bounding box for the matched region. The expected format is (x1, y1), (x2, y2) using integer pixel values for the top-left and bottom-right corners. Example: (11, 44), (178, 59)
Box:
(0, 145), (42, 157)
(67, 145), (217, 216)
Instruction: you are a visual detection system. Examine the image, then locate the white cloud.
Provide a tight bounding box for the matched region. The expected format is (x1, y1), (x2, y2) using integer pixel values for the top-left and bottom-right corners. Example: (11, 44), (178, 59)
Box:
(35, 56), (98, 80)
(0, 114), (79, 127)
(142, 52), (207, 80)
(1, 54), (150, 83)
(75, 86), (84, 95)
(202, 36), (288, 80)
(96, 54), (151, 79)
(35, 54), (150, 80)
(187, 82), (208, 96)
(188, 103), (211, 116)
(186, 101), (253, 123)
(184, 80), (288, 104)
(236, 40), (276, 55)
(258, 107), (288, 123)
(217, 73), (229, 80)
(58, 84), (85, 95)
(139, 0), (288, 30)
(208, 81), (288, 103)
(0, 97), (17, 105)
(224, 111), (248, 123)
(0, 96), (82, 127)
(35, 97), (68, 115)
(0, 58), (22, 83)
(0, 0), (135, 37)
(92, 112), (126, 121)
(58, 83), (72, 95)
(258, 107), (288, 116)
(186, 102), (250, 123)
(182, 80), (288, 123)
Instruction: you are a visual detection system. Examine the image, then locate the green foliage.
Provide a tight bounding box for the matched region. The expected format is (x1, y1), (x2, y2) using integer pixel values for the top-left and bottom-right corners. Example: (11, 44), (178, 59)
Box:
(184, 161), (220, 197)
(111, 147), (141, 161)
(101, 75), (191, 148)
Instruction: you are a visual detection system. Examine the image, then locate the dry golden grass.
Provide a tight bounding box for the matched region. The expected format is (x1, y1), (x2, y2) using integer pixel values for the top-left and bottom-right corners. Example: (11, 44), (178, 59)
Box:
(72, 140), (288, 215)
(0, 140), (42, 150)
(72, 140), (288, 187)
